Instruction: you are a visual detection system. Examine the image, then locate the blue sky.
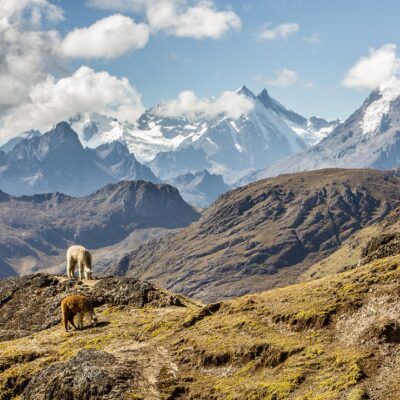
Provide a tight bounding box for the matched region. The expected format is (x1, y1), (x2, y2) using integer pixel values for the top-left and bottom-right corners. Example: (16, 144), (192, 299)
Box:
(1, 0), (400, 140)
(54, 0), (400, 120)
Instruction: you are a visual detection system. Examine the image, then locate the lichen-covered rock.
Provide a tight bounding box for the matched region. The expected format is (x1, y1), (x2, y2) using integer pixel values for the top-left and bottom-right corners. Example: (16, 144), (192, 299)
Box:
(92, 277), (183, 308)
(359, 233), (400, 265)
(0, 274), (184, 341)
(22, 349), (137, 400)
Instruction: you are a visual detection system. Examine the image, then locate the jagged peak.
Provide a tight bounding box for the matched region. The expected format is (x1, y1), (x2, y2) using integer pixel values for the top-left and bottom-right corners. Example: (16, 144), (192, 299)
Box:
(236, 85), (257, 99)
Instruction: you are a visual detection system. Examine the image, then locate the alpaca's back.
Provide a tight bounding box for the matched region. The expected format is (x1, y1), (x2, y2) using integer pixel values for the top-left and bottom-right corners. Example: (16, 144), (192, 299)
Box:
(66, 245), (93, 279)
(67, 245), (90, 264)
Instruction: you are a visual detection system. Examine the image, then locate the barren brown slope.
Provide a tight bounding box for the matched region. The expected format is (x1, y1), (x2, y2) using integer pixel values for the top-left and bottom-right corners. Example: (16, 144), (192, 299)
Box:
(109, 169), (400, 302)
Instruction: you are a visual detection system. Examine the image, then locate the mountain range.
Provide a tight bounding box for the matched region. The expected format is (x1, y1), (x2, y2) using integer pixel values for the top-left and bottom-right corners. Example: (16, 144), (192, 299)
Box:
(242, 77), (400, 184)
(0, 122), (158, 197)
(68, 86), (337, 184)
(1, 81), (400, 207)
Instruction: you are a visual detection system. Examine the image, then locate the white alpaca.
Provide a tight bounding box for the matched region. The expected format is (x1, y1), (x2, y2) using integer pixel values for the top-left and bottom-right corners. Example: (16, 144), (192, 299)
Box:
(66, 245), (93, 280)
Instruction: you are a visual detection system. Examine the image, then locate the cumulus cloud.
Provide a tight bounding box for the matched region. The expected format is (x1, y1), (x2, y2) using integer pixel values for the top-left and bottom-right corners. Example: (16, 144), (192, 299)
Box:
(88, 0), (241, 39)
(266, 69), (299, 87)
(0, 0), (64, 23)
(258, 22), (299, 41)
(146, 0), (241, 39)
(61, 14), (149, 59)
(342, 44), (400, 90)
(0, 67), (144, 141)
(155, 90), (254, 119)
(0, 2), (64, 113)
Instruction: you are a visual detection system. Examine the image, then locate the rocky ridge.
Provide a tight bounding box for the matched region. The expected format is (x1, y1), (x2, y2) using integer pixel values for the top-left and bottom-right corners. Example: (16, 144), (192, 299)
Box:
(109, 168), (400, 302)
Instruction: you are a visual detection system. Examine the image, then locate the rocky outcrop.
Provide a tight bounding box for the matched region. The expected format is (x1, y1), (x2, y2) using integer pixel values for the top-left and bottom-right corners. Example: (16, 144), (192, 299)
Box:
(109, 169), (400, 302)
(0, 274), (183, 341)
(359, 233), (400, 265)
(23, 349), (138, 400)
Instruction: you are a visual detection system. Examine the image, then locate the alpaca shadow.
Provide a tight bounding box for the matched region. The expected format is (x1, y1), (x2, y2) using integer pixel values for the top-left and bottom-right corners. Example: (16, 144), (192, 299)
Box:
(79, 321), (110, 331)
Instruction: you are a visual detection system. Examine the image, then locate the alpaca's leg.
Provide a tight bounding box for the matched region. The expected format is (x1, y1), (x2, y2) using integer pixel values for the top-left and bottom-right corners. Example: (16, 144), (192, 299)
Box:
(68, 314), (78, 330)
(67, 258), (76, 279)
(78, 262), (84, 280)
(77, 313), (84, 329)
(84, 264), (92, 280)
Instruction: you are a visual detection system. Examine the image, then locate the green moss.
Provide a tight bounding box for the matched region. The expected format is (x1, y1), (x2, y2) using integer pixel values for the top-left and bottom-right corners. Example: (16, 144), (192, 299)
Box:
(348, 387), (367, 400)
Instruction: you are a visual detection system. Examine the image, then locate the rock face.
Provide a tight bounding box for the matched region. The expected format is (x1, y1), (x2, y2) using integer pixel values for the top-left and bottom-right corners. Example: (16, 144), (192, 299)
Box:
(0, 122), (159, 197)
(359, 232), (400, 265)
(109, 169), (400, 302)
(242, 78), (400, 185)
(0, 180), (200, 277)
(23, 349), (138, 400)
(0, 274), (182, 341)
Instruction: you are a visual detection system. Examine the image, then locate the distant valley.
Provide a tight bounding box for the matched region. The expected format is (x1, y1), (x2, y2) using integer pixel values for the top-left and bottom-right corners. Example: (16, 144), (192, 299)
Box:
(0, 180), (199, 277)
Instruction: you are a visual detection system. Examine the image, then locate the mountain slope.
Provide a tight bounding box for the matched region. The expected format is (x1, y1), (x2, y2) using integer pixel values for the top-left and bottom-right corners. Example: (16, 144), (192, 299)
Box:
(299, 206), (400, 282)
(0, 181), (200, 277)
(109, 169), (400, 302)
(243, 78), (400, 184)
(0, 129), (41, 153)
(2, 251), (400, 399)
(167, 169), (230, 207)
(0, 122), (159, 197)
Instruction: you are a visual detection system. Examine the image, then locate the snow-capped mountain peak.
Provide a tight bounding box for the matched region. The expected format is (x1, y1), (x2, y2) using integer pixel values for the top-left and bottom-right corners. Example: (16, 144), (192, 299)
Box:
(236, 85), (257, 99)
(65, 86), (339, 184)
(361, 76), (400, 134)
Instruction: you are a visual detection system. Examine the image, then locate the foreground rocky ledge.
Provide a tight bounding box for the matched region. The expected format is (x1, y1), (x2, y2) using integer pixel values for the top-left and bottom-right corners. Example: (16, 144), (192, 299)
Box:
(0, 274), (184, 342)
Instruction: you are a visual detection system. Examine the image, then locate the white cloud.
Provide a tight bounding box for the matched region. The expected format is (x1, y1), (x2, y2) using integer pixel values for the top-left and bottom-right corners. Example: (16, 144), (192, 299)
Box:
(0, 0), (64, 23)
(155, 90), (254, 119)
(88, 0), (241, 39)
(61, 14), (149, 59)
(146, 0), (241, 39)
(0, 3), (64, 113)
(258, 22), (299, 41)
(266, 69), (299, 87)
(342, 44), (400, 90)
(0, 67), (144, 141)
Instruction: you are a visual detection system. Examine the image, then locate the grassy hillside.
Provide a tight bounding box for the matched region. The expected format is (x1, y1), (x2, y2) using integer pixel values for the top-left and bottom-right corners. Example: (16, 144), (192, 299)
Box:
(300, 207), (400, 282)
(2, 252), (400, 399)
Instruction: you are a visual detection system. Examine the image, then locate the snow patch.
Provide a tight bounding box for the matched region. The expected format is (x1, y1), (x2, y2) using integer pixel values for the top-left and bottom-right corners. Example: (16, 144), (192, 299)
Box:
(361, 76), (400, 134)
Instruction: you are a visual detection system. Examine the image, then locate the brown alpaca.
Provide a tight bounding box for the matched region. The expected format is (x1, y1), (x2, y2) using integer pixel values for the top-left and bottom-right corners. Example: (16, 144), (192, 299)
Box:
(67, 245), (93, 279)
(61, 295), (98, 332)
